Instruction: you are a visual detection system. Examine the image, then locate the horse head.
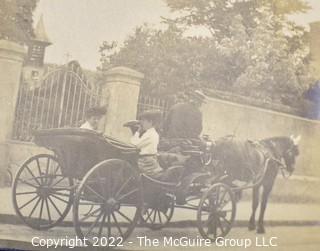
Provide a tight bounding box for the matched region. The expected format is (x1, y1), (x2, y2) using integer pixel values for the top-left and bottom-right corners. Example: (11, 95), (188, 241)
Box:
(262, 135), (301, 174)
(284, 135), (301, 173)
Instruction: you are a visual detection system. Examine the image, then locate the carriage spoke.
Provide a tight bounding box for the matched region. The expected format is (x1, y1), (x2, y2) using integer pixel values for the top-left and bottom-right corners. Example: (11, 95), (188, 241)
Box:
(107, 213), (111, 238)
(45, 157), (50, 185)
(45, 198), (52, 224)
(52, 163), (60, 176)
(115, 177), (133, 199)
(50, 194), (69, 204)
(144, 208), (154, 223)
(28, 197), (41, 218)
(220, 215), (231, 225)
(152, 209), (157, 224)
(84, 184), (106, 202)
(51, 191), (70, 198)
(101, 176), (108, 198)
(18, 179), (38, 189)
(18, 195), (39, 210)
(211, 219), (217, 239)
(116, 210), (133, 224)
(50, 176), (67, 188)
(47, 196), (63, 217)
(215, 186), (221, 206)
(217, 217), (225, 235)
(16, 190), (37, 196)
(25, 166), (41, 186)
(157, 210), (162, 224)
(36, 158), (43, 185)
(98, 212), (107, 238)
(112, 212), (124, 237)
(38, 198), (44, 222)
(118, 188), (138, 202)
(85, 211), (104, 237)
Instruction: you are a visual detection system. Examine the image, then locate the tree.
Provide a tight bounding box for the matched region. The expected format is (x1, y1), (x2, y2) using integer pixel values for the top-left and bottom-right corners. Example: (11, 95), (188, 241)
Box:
(164, 0), (310, 38)
(163, 0), (312, 106)
(99, 24), (212, 97)
(98, 0), (313, 113)
(0, 0), (37, 43)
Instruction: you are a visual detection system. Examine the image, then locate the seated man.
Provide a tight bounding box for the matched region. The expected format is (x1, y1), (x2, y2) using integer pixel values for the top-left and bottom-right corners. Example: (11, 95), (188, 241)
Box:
(130, 111), (163, 176)
(80, 106), (106, 131)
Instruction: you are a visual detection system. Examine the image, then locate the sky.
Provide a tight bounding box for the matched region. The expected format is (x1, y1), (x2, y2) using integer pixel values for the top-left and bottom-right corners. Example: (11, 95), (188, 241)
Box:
(34, 0), (320, 70)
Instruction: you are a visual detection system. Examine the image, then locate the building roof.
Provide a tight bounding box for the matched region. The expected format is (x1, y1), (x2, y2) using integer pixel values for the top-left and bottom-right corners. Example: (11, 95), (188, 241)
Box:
(34, 15), (51, 45)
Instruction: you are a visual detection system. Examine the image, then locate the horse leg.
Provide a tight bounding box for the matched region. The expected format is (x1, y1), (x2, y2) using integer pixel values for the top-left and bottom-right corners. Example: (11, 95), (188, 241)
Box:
(257, 179), (276, 234)
(257, 165), (278, 234)
(248, 186), (260, 231)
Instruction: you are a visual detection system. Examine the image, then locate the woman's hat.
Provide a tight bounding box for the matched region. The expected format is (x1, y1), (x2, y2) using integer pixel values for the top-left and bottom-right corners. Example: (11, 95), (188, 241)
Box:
(85, 106), (107, 118)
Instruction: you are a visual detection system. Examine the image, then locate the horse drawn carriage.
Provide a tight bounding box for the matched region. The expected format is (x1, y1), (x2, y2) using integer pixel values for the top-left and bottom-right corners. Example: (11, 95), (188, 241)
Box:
(12, 128), (237, 245)
(12, 127), (299, 246)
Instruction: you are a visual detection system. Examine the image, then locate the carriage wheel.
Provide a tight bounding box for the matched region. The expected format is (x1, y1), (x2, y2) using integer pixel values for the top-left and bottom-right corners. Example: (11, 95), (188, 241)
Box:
(12, 154), (74, 230)
(140, 193), (174, 230)
(73, 159), (142, 244)
(197, 183), (236, 241)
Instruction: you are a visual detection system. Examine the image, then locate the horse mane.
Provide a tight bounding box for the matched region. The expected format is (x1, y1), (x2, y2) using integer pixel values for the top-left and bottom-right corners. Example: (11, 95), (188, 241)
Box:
(260, 136), (298, 160)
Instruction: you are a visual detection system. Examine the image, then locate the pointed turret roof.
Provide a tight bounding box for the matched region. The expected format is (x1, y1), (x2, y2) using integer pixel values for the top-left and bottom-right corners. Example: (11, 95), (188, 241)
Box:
(34, 15), (51, 45)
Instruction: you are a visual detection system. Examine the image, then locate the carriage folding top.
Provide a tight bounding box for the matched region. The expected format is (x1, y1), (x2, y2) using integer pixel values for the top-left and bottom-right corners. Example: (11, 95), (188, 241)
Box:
(33, 128), (139, 179)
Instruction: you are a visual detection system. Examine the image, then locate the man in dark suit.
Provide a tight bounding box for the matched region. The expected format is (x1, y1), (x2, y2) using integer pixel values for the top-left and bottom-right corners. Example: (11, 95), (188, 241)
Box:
(163, 90), (205, 139)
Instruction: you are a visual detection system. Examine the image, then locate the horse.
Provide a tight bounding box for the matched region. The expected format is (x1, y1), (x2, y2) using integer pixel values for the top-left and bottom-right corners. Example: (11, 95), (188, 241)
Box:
(211, 135), (301, 234)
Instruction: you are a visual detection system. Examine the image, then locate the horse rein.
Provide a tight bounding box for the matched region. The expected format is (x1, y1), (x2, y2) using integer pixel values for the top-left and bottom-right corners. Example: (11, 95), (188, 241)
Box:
(270, 156), (292, 179)
(257, 140), (293, 179)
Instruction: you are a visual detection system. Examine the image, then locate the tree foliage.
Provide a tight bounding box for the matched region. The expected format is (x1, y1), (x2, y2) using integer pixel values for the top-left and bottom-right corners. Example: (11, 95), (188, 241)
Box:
(99, 24), (210, 96)
(99, 0), (313, 112)
(0, 0), (37, 43)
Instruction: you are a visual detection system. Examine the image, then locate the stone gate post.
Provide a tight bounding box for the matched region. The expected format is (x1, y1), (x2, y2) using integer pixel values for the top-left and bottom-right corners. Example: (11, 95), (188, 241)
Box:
(0, 40), (26, 186)
(101, 66), (143, 142)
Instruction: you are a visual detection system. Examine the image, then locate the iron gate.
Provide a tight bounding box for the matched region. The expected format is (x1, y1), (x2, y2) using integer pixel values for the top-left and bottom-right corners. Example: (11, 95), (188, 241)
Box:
(12, 61), (104, 141)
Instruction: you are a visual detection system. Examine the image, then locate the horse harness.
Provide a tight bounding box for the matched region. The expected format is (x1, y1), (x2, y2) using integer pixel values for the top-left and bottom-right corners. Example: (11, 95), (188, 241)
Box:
(250, 140), (292, 179)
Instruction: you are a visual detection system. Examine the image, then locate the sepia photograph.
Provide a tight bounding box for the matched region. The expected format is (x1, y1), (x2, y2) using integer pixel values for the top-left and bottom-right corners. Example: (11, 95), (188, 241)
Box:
(0, 0), (320, 250)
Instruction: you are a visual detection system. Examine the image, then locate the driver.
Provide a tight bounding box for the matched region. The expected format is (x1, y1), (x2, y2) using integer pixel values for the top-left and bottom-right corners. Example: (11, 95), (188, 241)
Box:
(163, 90), (205, 139)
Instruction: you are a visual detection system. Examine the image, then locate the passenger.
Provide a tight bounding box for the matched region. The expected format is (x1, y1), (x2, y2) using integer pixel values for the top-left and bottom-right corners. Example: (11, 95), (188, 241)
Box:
(130, 111), (163, 177)
(80, 106), (106, 131)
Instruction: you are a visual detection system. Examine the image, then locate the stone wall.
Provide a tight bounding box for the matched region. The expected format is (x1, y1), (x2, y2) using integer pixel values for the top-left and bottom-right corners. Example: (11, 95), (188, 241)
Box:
(201, 96), (320, 177)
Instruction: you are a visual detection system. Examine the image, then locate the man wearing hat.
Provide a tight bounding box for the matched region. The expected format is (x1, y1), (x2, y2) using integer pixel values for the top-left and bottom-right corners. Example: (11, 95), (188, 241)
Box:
(80, 106), (106, 131)
(130, 110), (163, 176)
(163, 90), (205, 139)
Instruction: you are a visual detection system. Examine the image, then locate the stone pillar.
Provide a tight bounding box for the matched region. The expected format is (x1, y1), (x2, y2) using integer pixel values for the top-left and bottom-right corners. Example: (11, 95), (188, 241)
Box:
(0, 40), (26, 186)
(101, 66), (143, 142)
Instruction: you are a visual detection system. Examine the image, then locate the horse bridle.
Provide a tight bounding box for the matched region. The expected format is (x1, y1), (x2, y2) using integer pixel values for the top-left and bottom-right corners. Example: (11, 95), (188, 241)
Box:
(260, 140), (294, 179)
(269, 156), (291, 178)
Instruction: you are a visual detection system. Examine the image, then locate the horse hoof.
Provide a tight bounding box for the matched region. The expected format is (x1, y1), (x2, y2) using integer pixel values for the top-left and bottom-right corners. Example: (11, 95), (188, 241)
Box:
(248, 224), (255, 231)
